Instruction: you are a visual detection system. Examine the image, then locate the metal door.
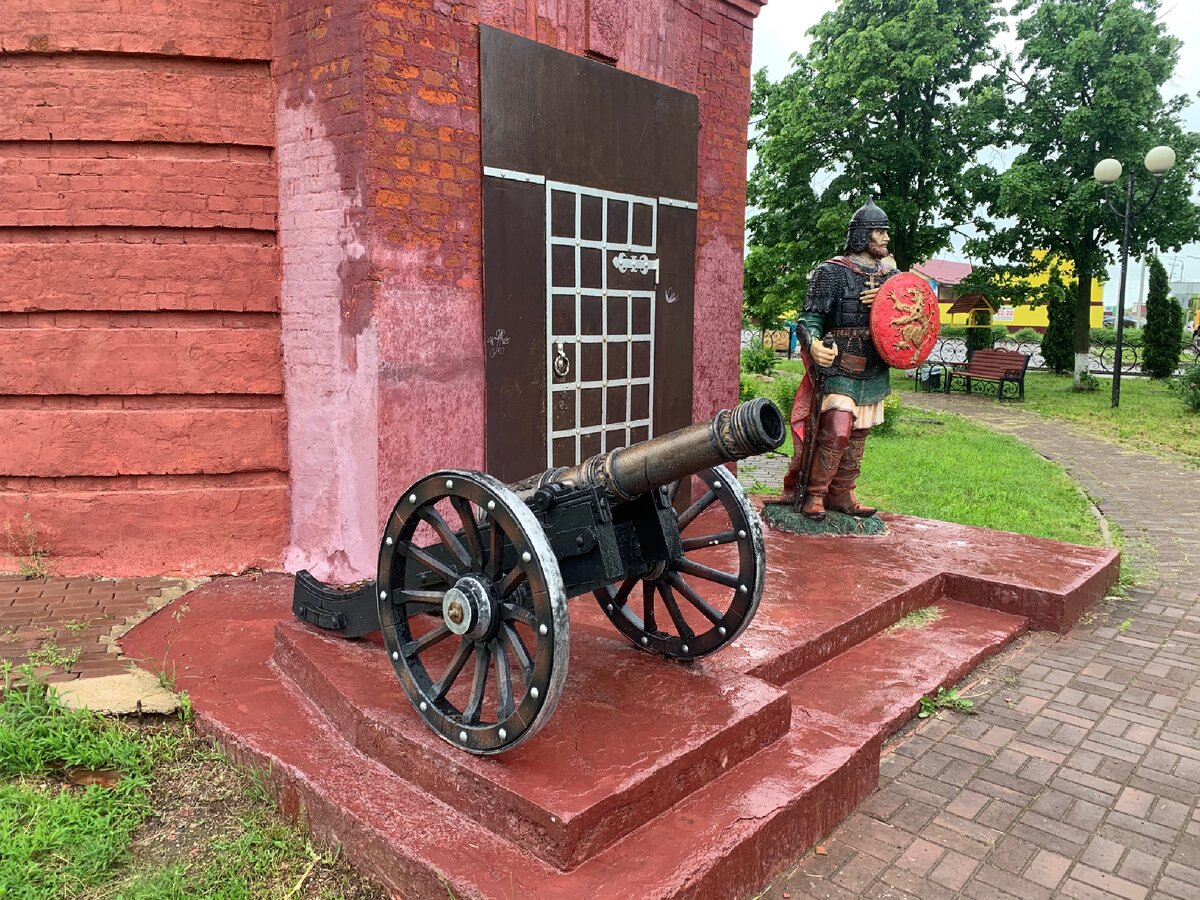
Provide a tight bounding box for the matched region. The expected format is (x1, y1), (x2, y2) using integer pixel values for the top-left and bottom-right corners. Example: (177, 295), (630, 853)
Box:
(480, 25), (698, 482)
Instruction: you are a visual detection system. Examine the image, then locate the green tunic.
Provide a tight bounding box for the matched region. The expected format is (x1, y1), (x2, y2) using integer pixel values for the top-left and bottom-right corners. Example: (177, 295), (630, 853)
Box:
(798, 310), (891, 406)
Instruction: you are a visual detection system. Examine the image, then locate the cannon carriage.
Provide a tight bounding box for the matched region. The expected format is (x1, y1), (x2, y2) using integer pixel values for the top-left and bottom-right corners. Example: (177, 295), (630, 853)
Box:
(293, 398), (785, 754)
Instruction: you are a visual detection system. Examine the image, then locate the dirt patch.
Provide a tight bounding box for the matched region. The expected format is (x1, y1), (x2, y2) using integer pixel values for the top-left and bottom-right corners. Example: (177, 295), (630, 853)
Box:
(101, 718), (387, 899)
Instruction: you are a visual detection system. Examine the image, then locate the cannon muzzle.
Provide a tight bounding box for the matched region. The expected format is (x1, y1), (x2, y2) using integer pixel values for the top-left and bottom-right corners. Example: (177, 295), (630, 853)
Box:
(513, 397), (785, 503)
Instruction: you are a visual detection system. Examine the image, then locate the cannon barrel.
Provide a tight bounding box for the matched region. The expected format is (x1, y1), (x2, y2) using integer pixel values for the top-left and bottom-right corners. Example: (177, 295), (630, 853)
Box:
(512, 397), (785, 503)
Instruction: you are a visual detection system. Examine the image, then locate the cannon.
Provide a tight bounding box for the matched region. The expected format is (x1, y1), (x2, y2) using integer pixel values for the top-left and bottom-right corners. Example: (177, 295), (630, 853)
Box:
(293, 398), (785, 754)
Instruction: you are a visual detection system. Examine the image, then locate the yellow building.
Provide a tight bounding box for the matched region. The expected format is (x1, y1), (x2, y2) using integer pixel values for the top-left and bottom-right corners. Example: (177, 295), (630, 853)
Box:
(914, 257), (1105, 331)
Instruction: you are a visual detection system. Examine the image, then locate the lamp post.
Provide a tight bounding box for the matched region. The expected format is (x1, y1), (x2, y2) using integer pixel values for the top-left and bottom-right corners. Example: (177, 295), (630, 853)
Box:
(1093, 145), (1176, 408)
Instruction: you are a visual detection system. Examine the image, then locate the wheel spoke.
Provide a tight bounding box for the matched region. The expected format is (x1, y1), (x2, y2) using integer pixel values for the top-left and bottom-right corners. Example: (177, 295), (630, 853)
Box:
(463, 643), (490, 725)
(657, 580), (694, 642)
(419, 507), (472, 570)
(486, 515), (504, 579)
(398, 542), (459, 584)
(612, 575), (638, 607)
(450, 496), (484, 568)
(677, 489), (717, 532)
(492, 638), (514, 719)
(431, 637), (472, 702)
(397, 589), (445, 609)
(400, 623), (451, 658)
(502, 623), (534, 688)
(499, 564), (527, 598)
(666, 571), (724, 626)
(500, 602), (536, 629)
(674, 557), (740, 589)
(680, 530), (737, 552)
(642, 580), (657, 633)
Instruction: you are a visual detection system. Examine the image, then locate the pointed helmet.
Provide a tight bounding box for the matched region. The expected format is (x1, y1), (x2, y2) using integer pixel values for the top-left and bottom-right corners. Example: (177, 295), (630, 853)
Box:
(844, 197), (890, 254)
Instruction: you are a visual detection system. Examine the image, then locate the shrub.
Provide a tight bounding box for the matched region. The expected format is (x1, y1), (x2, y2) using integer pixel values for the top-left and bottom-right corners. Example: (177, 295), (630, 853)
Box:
(1011, 327), (1042, 343)
(1090, 327), (1144, 348)
(1171, 361), (1200, 411)
(1076, 371), (1100, 393)
(874, 392), (903, 437)
(740, 338), (777, 376)
(1144, 255), (1185, 379)
(770, 376), (802, 419)
(967, 326), (995, 354)
(739, 373), (757, 402)
(1041, 275), (1075, 375)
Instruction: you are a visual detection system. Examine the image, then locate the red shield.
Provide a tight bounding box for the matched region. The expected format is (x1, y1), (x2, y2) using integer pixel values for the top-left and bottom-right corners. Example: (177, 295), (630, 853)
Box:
(870, 272), (941, 368)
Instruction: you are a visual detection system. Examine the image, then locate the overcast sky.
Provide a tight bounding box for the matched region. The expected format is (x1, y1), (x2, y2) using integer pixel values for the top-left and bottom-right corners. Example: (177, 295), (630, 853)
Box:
(748, 1), (1200, 303)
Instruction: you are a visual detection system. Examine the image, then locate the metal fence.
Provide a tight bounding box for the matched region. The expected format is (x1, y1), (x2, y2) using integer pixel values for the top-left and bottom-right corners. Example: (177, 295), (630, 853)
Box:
(923, 335), (1200, 378)
(743, 327), (1200, 377)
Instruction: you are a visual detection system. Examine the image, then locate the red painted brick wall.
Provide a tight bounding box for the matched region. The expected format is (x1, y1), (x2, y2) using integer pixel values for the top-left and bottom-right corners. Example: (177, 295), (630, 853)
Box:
(280, 0), (762, 580)
(0, 0), (286, 576)
(2, 0), (760, 579)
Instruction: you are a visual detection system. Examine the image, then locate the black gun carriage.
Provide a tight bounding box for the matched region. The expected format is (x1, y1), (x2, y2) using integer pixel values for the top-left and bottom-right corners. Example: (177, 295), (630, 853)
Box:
(293, 398), (785, 755)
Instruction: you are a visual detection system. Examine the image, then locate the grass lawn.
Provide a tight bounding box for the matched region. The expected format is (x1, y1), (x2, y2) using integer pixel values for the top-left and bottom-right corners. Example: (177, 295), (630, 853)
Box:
(891, 368), (1199, 462)
(858, 410), (1103, 546)
(0, 665), (384, 899)
(1019, 372), (1199, 463)
(745, 364), (1103, 547)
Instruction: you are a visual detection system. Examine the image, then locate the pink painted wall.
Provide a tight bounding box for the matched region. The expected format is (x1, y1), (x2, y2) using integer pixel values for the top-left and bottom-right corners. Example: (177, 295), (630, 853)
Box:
(277, 0), (764, 582)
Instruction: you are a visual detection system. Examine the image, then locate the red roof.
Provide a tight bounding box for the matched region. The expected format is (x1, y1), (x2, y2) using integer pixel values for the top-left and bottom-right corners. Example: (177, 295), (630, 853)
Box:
(913, 259), (973, 286)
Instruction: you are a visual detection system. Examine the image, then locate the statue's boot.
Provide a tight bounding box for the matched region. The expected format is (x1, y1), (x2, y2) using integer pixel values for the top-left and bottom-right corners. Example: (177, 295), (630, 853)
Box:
(801, 409), (853, 520)
(827, 427), (877, 517)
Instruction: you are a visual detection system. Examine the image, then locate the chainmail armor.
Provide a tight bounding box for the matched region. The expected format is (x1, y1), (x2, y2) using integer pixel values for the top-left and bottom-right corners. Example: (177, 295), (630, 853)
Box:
(803, 260), (889, 380)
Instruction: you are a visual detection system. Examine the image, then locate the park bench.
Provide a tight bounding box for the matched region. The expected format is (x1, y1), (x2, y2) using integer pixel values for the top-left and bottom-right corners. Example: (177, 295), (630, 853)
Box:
(943, 348), (1031, 401)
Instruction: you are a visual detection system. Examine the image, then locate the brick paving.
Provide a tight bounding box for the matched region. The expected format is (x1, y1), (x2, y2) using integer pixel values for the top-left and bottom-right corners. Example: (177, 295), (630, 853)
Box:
(749, 390), (1200, 899)
(0, 574), (188, 683)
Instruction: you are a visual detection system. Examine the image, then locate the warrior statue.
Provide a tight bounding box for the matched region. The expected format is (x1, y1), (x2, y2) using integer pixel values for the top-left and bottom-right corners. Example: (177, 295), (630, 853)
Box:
(780, 199), (897, 520)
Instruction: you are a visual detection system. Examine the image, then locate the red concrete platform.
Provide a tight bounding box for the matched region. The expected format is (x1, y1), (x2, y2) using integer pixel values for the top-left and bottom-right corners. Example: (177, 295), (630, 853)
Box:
(273, 620), (791, 869)
(122, 515), (1118, 899)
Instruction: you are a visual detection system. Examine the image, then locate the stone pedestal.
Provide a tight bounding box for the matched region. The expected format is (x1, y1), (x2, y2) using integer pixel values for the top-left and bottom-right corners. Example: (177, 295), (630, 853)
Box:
(123, 515), (1118, 897)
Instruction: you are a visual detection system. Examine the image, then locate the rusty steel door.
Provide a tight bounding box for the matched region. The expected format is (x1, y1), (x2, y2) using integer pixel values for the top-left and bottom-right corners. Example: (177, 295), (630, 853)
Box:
(480, 25), (698, 482)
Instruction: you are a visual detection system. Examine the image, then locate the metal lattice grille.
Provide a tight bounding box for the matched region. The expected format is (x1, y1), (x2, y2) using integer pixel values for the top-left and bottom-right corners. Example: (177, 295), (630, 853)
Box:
(545, 180), (657, 468)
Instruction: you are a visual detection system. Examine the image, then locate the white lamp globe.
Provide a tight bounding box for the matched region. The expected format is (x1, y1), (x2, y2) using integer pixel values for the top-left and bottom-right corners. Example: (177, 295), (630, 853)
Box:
(1093, 158), (1123, 184)
(1144, 145), (1176, 175)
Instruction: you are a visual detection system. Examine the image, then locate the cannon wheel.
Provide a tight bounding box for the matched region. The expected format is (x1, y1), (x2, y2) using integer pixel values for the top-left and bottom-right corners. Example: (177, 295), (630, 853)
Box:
(593, 464), (764, 660)
(378, 469), (569, 755)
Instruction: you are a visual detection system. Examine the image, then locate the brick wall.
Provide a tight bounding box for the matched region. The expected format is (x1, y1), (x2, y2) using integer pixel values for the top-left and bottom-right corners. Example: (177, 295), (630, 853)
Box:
(0, 0), (286, 576)
(0, 0), (760, 579)
(283, 0), (763, 580)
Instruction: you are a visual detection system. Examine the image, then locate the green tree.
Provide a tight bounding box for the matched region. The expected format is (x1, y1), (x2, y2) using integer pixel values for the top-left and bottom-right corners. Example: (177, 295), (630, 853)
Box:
(1041, 272), (1076, 375)
(1143, 254), (1184, 378)
(969, 0), (1200, 385)
(746, 0), (1007, 300)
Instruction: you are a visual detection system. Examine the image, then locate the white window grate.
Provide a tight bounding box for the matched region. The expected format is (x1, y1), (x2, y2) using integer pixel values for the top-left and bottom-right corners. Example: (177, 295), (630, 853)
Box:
(544, 179), (659, 467)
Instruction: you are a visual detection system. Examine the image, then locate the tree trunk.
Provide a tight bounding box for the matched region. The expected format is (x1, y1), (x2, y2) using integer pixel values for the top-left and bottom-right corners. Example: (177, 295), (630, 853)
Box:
(1073, 260), (1093, 386)
(895, 228), (912, 272)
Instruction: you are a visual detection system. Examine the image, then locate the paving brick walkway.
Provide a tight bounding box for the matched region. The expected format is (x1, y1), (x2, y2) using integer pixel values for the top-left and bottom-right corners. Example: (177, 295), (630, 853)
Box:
(0, 575), (188, 683)
(750, 390), (1200, 900)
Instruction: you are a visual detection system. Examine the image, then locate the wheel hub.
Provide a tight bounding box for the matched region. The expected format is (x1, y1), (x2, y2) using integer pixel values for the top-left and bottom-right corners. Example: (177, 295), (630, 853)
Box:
(442, 576), (494, 640)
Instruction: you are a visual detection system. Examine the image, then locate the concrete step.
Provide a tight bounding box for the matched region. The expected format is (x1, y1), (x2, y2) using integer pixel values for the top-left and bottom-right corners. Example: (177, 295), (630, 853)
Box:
(272, 618), (792, 870)
(782, 597), (1028, 744)
(264, 597), (1025, 899)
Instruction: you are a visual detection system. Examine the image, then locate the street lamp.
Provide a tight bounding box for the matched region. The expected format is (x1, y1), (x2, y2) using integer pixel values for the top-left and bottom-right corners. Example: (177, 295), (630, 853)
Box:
(1094, 145), (1176, 408)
